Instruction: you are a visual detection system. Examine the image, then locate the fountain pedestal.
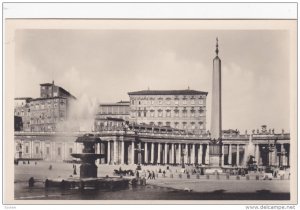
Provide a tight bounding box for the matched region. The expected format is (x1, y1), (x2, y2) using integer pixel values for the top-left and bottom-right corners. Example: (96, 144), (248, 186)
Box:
(71, 134), (105, 178)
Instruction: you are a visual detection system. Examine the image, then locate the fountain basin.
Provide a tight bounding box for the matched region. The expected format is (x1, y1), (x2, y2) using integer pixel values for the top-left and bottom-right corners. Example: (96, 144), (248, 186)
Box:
(44, 177), (136, 190)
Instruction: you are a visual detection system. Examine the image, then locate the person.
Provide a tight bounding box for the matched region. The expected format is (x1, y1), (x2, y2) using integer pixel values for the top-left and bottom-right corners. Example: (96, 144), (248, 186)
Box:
(147, 171), (151, 179)
(136, 170), (139, 178)
(163, 170), (166, 178)
(49, 164), (52, 170)
(152, 171), (155, 179)
(73, 167), (77, 175)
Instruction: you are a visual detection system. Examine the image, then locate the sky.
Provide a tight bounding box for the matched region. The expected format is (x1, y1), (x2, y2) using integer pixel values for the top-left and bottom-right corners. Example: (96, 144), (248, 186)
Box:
(14, 28), (291, 132)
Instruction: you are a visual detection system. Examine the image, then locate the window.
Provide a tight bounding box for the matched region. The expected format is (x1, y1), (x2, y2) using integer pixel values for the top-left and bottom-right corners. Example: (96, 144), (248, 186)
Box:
(166, 122), (171, 127)
(131, 100), (134, 105)
(183, 97), (187, 105)
(158, 122), (163, 126)
(191, 108), (195, 117)
(174, 122), (179, 128)
(151, 99), (154, 105)
(199, 99), (204, 105)
(166, 110), (171, 117)
(174, 98), (179, 105)
(166, 98), (171, 105)
(36, 146), (39, 154)
(182, 109), (187, 117)
(69, 148), (73, 154)
(191, 98), (195, 105)
(199, 121), (204, 129)
(158, 98), (163, 105)
(174, 109), (179, 117)
(158, 110), (163, 117)
(150, 110), (155, 117)
(143, 108), (147, 117)
(182, 122), (187, 129)
(191, 122), (195, 129)
(26, 146), (29, 153)
(60, 100), (65, 106)
(199, 108), (204, 115)
(57, 147), (61, 156)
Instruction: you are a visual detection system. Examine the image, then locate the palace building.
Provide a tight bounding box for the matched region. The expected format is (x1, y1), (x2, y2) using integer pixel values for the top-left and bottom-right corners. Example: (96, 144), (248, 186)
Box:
(128, 89), (208, 134)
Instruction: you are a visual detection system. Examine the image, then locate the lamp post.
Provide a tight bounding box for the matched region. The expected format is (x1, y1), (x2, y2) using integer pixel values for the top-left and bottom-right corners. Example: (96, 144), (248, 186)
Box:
(181, 149), (186, 169)
(134, 132), (143, 170)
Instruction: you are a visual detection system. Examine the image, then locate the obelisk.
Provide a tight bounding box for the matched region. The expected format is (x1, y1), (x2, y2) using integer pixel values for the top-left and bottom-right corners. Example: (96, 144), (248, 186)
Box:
(209, 38), (223, 167)
(211, 38), (222, 139)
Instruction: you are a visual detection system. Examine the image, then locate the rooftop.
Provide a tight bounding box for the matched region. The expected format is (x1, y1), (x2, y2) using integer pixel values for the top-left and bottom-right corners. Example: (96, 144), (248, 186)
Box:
(100, 102), (130, 106)
(128, 89), (208, 96)
(15, 97), (32, 100)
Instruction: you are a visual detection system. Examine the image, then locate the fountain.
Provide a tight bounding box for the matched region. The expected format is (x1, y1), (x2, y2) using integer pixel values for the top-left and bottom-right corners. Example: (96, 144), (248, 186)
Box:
(71, 134), (104, 178)
(41, 134), (138, 190)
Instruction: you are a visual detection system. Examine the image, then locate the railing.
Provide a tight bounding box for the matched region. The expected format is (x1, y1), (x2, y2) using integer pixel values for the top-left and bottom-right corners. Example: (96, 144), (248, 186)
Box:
(14, 131), (290, 141)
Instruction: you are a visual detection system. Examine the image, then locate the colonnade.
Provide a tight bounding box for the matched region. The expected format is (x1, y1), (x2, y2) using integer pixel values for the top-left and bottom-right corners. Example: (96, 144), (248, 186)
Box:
(14, 134), (291, 168)
(97, 141), (261, 167)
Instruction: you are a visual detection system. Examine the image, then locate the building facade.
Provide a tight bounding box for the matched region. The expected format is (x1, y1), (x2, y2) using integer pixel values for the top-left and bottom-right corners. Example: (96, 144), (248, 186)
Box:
(128, 90), (208, 134)
(14, 82), (76, 132)
(94, 101), (130, 131)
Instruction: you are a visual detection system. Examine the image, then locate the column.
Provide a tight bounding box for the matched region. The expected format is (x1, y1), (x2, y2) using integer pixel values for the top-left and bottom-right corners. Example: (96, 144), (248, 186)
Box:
(236, 144), (240, 166)
(157, 143), (161, 164)
(228, 144), (232, 165)
(164, 143), (168, 164)
(131, 141), (135, 165)
(221, 144), (225, 166)
(171, 144), (175, 164)
(281, 144), (286, 166)
(30, 140), (33, 159)
(256, 144), (261, 165)
(205, 144), (209, 164)
(113, 141), (117, 164)
(121, 141), (124, 164)
(191, 144), (195, 164)
(274, 144), (279, 166)
(151, 143), (154, 164)
(242, 145), (246, 166)
(144, 142), (148, 164)
(107, 141), (111, 165)
(178, 144), (181, 165)
(184, 144), (188, 164)
(198, 144), (203, 164)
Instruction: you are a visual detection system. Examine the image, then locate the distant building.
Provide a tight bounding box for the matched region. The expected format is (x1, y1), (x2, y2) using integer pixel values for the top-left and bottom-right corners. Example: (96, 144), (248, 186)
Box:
(14, 81), (76, 132)
(14, 97), (32, 131)
(94, 101), (130, 131)
(128, 89), (208, 134)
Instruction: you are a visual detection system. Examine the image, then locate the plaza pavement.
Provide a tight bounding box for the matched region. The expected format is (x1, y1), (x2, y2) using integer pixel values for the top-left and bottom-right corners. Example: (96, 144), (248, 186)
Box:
(14, 161), (290, 194)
